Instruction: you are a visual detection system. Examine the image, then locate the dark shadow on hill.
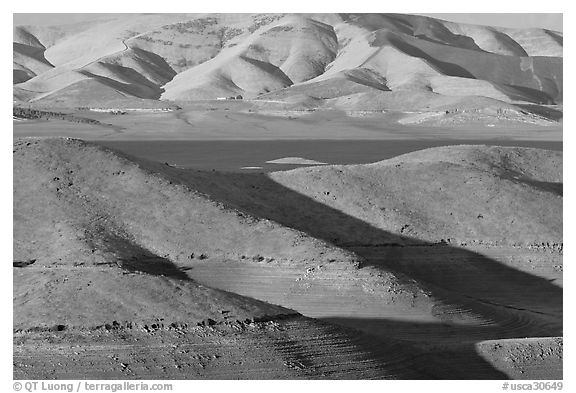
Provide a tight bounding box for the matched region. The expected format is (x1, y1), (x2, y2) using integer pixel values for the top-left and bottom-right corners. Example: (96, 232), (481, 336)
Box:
(515, 104), (563, 122)
(94, 231), (193, 281)
(164, 169), (563, 335)
(130, 46), (178, 83)
(78, 70), (163, 100)
(545, 31), (563, 46)
(503, 85), (556, 105)
(320, 317), (516, 379)
(497, 168), (563, 196)
(13, 259), (36, 268)
(377, 33), (478, 79)
(84, 146), (562, 378)
(119, 254), (191, 281)
(516, 179), (562, 196)
(185, 170), (561, 380)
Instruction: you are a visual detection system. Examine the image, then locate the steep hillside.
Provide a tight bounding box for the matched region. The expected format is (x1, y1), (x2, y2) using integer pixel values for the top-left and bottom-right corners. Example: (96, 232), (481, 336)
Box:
(13, 43), (53, 83)
(13, 26), (55, 83)
(161, 15), (338, 100)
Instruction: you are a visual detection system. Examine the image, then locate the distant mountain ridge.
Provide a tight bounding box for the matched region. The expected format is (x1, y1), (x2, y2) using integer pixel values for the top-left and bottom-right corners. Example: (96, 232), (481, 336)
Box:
(13, 13), (563, 123)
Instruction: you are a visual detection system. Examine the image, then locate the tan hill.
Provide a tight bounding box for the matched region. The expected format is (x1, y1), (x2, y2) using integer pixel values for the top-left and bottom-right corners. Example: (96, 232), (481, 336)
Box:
(13, 138), (562, 378)
(13, 15), (188, 104)
(170, 144), (561, 344)
(15, 44), (177, 104)
(271, 18), (561, 112)
(13, 13), (562, 125)
(475, 337), (562, 379)
(12, 138), (434, 326)
(268, 145), (562, 245)
(19, 79), (176, 109)
(13, 43), (53, 83)
(13, 138), (357, 268)
(161, 15), (338, 100)
(14, 137), (434, 379)
(500, 27), (563, 57)
(13, 27), (54, 83)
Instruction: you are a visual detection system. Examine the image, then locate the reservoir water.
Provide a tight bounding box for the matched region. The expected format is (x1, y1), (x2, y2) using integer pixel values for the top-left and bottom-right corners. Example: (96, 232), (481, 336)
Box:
(96, 139), (563, 172)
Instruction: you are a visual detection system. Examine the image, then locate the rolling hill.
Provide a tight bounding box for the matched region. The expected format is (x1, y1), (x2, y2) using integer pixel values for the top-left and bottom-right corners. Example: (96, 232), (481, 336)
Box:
(13, 13), (562, 125)
(13, 137), (427, 379)
(13, 138), (562, 379)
